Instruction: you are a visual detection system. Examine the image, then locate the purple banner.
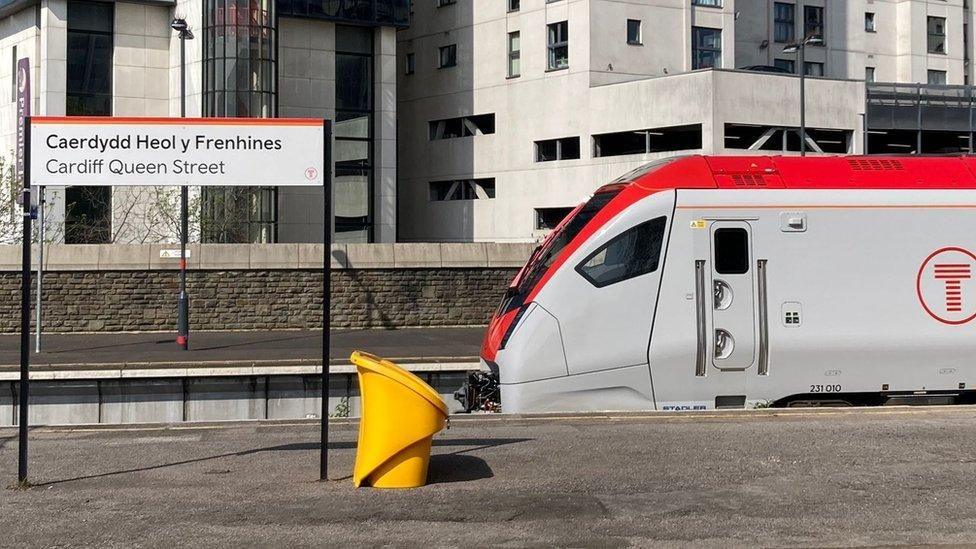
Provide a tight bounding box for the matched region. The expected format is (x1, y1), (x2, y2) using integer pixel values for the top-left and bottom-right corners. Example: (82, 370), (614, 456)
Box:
(15, 57), (29, 197)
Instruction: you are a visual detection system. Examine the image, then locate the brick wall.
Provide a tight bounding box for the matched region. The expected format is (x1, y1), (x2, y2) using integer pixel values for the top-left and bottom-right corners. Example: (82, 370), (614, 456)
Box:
(0, 268), (519, 333)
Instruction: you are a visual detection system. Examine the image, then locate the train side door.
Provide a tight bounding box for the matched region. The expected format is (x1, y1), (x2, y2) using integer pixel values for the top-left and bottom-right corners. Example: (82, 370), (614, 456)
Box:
(709, 221), (757, 371)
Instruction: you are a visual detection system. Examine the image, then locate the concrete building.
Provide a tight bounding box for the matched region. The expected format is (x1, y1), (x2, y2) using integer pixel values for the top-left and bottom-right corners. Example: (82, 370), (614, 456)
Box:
(0, 0), (406, 244)
(396, 0), (976, 242)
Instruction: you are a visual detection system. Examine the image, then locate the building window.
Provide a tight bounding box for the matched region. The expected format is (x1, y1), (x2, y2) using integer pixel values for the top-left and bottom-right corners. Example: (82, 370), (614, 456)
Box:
(804, 5), (824, 40)
(65, 0), (113, 245)
(547, 21), (569, 70)
(865, 12), (875, 32)
(436, 0), (455, 6)
(508, 31), (520, 77)
(774, 58), (795, 73)
(429, 114), (495, 140)
(928, 70), (947, 85)
(928, 16), (946, 54)
(332, 26), (376, 242)
(201, 0), (278, 243)
(278, 0), (410, 27)
(804, 61), (824, 76)
(535, 137), (581, 162)
(692, 0), (722, 6)
(593, 124), (702, 157)
(627, 19), (642, 45)
(773, 3), (795, 43)
(429, 179), (496, 201)
(439, 44), (457, 68)
(576, 217), (667, 288)
(405, 52), (415, 74)
(692, 27), (721, 69)
(508, 0), (519, 12)
(724, 123), (851, 154)
(535, 207), (573, 230)
(865, 66), (875, 82)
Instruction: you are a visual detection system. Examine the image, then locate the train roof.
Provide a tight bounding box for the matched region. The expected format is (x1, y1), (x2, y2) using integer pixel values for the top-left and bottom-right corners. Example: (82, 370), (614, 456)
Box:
(623, 155), (976, 191)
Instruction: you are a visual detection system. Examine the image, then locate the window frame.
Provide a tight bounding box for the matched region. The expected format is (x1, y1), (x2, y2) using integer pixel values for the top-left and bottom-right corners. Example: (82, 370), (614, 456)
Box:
(627, 19), (642, 46)
(803, 5), (824, 41)
(438, 43), (457, 68)
(691, 26), (722, 70)
(405, 52), (415, 75)
(508, 0), (519, 12)
(547, 21), (569, 71)
(575, 216), (669, 288)
(928, 69), (947, 85)
(713, 227), (750, 275)
(928, 16), (946, 54)
(864, 11), (875, 32)
(507, 30), (521, 78)
(773, 2), (795, 44)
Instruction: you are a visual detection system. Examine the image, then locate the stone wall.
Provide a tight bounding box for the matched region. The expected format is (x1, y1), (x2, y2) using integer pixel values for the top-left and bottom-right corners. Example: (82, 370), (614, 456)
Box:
(0, 243), (532, 333)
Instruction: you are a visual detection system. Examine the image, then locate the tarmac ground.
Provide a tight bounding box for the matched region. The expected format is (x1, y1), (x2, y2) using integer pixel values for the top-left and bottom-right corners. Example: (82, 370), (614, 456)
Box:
(3, 406), (976, 547)
(0, 328), (484, 369)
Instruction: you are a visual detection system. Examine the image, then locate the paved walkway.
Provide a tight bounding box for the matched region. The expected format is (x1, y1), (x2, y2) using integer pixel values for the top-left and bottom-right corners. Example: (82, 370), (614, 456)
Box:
(3, 407), (976, 546)
(0, 328), (484, 370)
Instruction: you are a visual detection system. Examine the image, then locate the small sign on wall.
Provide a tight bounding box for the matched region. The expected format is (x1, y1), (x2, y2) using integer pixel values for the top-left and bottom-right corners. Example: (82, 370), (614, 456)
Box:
(159, 249), (191, 259)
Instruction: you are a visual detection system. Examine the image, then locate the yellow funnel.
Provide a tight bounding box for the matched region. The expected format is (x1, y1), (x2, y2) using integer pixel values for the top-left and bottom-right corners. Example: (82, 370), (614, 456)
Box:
(351, 351), (449, 488)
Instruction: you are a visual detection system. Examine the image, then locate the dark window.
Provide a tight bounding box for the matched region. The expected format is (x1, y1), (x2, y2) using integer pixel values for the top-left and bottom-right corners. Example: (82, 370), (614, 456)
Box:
(535, 136), (580, 161)
(865, 12), (875, 32)
(865, 66), (875, 82)
(593, 124), (702, 157)
(577, 217), (667, 287)
(429, 114), (495, 140)
(804, 5), (824, 40)
(535, 207), (573, 230)
(804, 61), (824, 76)
(692, 0), (721, 5)
(66, 1), (113, 244)
(508, 0), (519, 11)
(429, 179), (496, 201)
(439, 44), (457, 68)
(714, 228), (749, 274)
(436, 0), (455, 6)
(692, 27), (721, 69)
(928, 16), (946, 54)
(333, 25), (375, 242)
(928, 69), (947, 85)
(627, 19), (642, 45)
(547, 21), (569, 70)
(774, 58), (795, 73)
(67, 0), (113, 116)
(278, 0), (409, 27)
(405, 52), (415, 74)
(774, 3), (794, 43)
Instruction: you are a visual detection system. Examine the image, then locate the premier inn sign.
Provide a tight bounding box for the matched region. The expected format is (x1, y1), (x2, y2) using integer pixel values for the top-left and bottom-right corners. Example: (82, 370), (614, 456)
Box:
(29, 117), (326, 187)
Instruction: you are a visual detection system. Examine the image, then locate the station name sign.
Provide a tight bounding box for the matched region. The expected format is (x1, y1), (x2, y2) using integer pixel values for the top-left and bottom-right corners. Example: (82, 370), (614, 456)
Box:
(29, 117), (326, 187)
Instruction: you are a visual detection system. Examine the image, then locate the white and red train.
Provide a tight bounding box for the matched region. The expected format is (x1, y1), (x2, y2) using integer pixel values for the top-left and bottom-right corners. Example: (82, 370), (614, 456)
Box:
(463, 155), (976, 413)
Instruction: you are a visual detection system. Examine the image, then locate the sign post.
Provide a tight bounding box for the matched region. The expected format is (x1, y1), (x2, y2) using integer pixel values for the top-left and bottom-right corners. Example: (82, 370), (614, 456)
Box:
(19, 116), (331, 483)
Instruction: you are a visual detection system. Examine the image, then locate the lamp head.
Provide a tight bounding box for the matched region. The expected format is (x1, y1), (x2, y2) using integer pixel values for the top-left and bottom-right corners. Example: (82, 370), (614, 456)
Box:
(171, 18), (188, 32)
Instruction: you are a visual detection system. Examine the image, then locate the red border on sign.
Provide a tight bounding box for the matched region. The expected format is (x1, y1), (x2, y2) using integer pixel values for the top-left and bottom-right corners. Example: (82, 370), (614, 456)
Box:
(916, 246), (976, 325)
(29, 116), (322, 126)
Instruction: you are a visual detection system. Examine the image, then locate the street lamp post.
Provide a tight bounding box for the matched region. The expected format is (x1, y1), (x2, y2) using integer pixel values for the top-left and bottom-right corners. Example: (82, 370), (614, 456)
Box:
(783, 36), (824, 156)
(172, 18), (194, 350)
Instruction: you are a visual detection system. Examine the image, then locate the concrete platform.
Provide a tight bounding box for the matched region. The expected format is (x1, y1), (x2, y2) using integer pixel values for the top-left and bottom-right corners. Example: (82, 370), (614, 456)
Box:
(3, 406), (976, 546)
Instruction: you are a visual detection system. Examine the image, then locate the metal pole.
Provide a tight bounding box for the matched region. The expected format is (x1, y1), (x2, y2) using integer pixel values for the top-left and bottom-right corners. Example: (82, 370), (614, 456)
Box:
(35, 186), (43, 353)
(916, 83), (923, 154)
(320, 120), (332, 481)
(861, 113), (868, 154)
(18, 118), (32, 484)
(799, 44), (806, 156)
(177, 32), (190, 350)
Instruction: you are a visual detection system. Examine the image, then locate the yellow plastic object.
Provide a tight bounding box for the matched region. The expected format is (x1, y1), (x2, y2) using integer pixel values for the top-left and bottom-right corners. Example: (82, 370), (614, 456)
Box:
(351, 351), (449, 488)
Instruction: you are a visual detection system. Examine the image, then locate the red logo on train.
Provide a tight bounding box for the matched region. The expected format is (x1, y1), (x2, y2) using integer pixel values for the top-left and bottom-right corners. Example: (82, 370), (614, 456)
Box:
(917, 247), (976, 325)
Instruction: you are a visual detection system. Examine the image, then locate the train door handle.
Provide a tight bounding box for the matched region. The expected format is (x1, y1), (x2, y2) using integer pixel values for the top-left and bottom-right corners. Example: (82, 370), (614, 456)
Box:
(714, 329), (734, 360)
(713, 280), (733, 310)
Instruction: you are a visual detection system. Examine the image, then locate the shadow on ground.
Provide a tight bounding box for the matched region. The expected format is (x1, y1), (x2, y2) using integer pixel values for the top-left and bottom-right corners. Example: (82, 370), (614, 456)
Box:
(29, 437), (530, 487)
